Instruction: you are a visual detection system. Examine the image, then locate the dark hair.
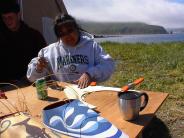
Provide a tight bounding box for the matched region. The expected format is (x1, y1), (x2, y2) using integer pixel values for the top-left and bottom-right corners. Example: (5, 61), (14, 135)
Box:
(54, 14), (80, 38)
(0, 2), (20, 14)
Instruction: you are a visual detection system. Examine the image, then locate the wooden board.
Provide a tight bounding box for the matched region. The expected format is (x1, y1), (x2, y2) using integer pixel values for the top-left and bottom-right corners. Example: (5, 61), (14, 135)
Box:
(0, 86), (168, 138)
(85, 90), (168, 138)
(0, 113), (57, 138)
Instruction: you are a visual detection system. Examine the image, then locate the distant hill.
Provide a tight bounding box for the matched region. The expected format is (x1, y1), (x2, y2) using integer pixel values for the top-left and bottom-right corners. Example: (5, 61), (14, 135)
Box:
(77, 21), (168, 35)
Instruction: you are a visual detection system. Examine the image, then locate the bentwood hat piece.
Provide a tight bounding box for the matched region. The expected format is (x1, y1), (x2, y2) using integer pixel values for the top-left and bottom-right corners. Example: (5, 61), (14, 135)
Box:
(42, 99), (129, 138)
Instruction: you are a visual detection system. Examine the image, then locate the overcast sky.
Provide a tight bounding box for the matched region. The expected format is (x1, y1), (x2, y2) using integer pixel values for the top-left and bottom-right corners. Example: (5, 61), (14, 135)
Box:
(63, 0), (184, 28)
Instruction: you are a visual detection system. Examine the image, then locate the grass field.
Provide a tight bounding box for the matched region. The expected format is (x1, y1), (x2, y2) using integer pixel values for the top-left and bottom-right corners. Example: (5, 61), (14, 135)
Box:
(101, 42), (184, 138)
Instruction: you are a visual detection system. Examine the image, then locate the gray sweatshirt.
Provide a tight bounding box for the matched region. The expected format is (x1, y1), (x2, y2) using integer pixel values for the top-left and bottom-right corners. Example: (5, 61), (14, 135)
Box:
(27, 32), (115, 83)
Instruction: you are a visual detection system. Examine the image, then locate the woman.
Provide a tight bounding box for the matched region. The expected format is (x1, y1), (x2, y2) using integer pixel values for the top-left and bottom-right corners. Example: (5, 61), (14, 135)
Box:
(27, 14), (115, 88)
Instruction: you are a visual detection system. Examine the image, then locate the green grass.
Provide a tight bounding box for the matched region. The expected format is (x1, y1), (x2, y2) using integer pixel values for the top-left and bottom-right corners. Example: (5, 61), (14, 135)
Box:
(101, 42), (184, 138)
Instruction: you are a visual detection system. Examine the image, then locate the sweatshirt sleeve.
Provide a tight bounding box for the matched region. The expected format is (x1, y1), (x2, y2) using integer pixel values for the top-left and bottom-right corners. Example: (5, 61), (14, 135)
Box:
(26, 52), (48, 82)
(86, 42), (115, 82)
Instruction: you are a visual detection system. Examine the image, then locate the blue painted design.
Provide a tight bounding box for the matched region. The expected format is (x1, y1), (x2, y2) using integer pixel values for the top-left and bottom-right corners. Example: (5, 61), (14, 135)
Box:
(43, 99), (129, 138)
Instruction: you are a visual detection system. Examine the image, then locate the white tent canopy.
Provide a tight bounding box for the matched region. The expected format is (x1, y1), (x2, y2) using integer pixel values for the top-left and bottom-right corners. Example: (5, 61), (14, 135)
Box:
(18, 0), (67, 44)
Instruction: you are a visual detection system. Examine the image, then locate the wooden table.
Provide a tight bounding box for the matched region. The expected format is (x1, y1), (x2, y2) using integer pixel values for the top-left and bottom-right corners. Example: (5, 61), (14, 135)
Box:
(0, 86), (168, 138)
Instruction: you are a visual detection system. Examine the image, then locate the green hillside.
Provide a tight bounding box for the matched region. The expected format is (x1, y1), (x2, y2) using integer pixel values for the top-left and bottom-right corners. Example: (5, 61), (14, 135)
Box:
(78, 21), (168, 35)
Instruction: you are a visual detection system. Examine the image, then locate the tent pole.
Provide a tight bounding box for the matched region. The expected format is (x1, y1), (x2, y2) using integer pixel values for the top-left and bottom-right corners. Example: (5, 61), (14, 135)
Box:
(19, 0), (24, 20)
(54, 0), (68, 14)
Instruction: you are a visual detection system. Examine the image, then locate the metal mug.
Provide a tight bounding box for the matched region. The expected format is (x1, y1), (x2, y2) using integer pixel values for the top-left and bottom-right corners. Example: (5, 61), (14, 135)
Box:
(118, 90), (149, 121)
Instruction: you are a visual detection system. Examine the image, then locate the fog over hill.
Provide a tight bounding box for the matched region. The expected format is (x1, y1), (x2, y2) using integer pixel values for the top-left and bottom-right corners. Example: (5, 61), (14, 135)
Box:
(77, 21), (168, 35)
(166, 28), (184, 34)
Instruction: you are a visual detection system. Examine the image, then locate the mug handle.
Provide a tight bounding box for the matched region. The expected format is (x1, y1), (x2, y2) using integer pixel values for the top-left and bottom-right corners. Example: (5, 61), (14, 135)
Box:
(139, 92), (149, 111)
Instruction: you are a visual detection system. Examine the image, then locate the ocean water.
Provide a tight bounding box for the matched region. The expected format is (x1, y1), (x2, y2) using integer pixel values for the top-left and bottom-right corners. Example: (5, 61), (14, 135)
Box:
(94, 33), (184, 44)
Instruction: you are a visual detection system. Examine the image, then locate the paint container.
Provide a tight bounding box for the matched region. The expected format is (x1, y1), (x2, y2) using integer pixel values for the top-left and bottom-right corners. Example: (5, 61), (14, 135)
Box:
(35, 77), (48, 100)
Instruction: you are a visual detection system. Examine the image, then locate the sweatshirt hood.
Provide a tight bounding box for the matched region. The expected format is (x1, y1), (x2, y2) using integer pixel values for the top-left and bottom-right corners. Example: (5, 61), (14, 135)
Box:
(77, 31), (94, 47)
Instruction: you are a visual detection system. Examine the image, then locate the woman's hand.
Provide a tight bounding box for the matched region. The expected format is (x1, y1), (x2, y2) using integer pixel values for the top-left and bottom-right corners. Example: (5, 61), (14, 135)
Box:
(76, 72), (92, 89)
(36, 57), (48, 73)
